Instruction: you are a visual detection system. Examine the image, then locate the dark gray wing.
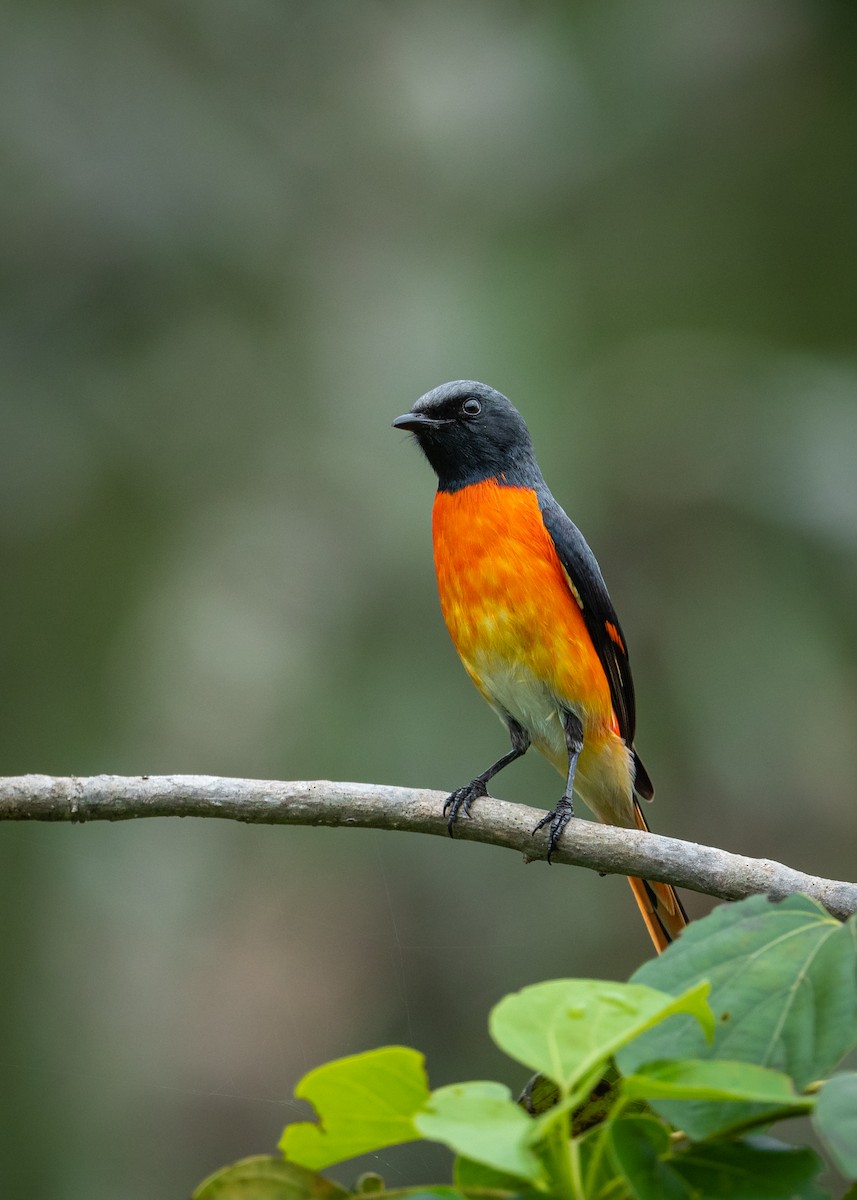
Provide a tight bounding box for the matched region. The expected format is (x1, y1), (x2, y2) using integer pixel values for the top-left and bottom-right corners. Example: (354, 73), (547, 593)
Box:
(538, 489), (654, 799)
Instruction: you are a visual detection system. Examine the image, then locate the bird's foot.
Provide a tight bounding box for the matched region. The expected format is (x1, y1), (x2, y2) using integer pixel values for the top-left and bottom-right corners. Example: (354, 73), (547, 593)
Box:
(442, 778), (488, 836)
(532, 796), (574, 864)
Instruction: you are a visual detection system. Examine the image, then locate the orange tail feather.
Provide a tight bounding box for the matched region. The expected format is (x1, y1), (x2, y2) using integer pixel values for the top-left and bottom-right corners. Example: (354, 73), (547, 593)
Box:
(627, 802), (688, 954)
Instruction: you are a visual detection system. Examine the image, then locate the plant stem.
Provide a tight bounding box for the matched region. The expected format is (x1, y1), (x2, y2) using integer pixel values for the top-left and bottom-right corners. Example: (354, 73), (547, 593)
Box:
(583, 1097), (628, 1197)
(548, 1117), (579, 1199)
(568, 1134), (585, 1199)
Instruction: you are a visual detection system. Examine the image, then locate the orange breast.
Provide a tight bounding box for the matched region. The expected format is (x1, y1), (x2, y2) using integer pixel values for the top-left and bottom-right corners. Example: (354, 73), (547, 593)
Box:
(432, 480), (613, 737)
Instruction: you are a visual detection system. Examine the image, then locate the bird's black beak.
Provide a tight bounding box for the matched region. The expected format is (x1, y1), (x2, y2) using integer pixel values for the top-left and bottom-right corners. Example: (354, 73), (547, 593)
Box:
(392, 411), (441, 432)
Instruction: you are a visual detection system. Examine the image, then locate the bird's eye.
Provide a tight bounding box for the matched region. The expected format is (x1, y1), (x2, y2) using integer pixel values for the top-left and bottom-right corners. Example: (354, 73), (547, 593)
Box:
(461, 398), (481, 417)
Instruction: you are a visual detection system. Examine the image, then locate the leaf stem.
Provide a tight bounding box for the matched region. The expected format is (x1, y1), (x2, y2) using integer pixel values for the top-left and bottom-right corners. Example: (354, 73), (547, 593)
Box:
(583, 1096), (628, 1198)
(568, 1128), (585, 1200)
(547, 1116), (579, 1199)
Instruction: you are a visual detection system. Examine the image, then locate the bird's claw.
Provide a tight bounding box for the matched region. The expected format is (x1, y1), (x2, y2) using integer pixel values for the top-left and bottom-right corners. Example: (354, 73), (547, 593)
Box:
(532, 796), (574, 864)
(442, 778), (488, 836)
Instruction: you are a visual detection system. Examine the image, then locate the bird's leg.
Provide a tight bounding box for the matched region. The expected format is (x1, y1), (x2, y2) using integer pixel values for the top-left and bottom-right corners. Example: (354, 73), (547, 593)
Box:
(443, 719), (530, 836)
(532, 709), (584, 863)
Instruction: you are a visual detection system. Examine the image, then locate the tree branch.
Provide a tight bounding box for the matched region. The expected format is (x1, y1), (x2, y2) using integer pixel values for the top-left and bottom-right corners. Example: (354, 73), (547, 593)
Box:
(1, 774), (854, 920)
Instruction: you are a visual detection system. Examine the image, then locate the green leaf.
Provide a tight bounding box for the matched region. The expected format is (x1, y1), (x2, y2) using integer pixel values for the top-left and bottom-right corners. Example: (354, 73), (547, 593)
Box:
(670, 1139), (828, 1199)
(489, 978), (713, 1094)
(623, 1058), (812, 1138)
(620, 895), (857, 1089)
(519, 1065), (619, 1136)
(517, 1073), (559, 1116)
(366, 1190), (469, 1199)
(280, 1047), (430, 1170)
(192, 1156), (348, 1200)
(576, 1124), (621, 1200)
(453, 1153), (541, 1194)
(607, 1116), (691, 1200)
(414, 1081), (544, 1184)
(812, 1072), (857, 1180)
(624, 1058), (807, 1105)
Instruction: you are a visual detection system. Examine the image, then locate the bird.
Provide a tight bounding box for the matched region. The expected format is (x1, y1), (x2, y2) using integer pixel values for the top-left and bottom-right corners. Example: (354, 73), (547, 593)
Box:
(392, 379), (687, 953)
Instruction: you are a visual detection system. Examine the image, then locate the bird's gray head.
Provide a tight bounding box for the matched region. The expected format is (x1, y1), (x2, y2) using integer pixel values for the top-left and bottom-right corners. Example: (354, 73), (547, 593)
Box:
(392, 380), (539, 492)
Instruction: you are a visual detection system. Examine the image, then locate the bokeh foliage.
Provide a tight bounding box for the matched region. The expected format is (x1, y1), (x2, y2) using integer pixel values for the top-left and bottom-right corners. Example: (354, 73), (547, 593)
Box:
(1, 3), (856, 1197)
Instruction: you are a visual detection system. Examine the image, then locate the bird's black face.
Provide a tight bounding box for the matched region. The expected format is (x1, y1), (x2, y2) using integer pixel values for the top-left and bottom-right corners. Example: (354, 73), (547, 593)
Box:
(392, 380), (539, 492)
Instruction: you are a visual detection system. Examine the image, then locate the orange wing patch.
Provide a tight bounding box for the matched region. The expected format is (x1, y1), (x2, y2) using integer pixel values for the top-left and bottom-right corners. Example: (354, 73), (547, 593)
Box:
(605, 621), (626, 654)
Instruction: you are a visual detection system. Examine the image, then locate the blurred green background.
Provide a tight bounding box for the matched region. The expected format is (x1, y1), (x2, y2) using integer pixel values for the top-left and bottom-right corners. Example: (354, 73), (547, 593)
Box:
(2, 2), (857, 1196)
